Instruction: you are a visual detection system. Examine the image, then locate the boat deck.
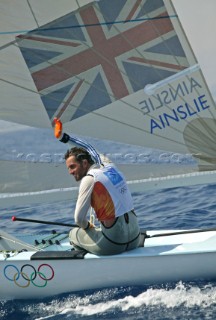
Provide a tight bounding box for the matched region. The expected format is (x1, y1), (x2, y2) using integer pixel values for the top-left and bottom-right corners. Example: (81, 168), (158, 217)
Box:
(1, 229), (216, 261)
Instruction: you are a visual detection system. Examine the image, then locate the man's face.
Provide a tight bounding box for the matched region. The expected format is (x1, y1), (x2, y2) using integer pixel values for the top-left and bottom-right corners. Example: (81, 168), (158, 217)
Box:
(66, 155), (89, 181)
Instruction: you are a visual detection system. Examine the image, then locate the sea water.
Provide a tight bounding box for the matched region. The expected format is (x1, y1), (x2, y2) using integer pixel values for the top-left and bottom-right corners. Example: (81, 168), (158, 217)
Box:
(1, 125), (216, 319)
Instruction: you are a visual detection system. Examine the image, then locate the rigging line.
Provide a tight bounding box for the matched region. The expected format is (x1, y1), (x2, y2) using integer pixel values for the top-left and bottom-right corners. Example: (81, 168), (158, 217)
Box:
(0, 0), (210, 131)
(92, 3), (178, 99)
(86, 2), (178, 94)
(68, 1), (191, 114)
(2, 13), (215, 149)
(0, 234), (38, 251)
(0, 1), (40, 50)
(93, 1), (187, 89)
(21, 5), (150, 100)
(9, 1), (213, 144)
(120, 0), (216, 137)
(6, 42), (165, 131)
(5, 3), (179, 98)
(69, 1), (216, 148)
(91, 3), (199, 134)
(0, 15), (179, 36)
(26, 0), (40, 28)
(31, 54), (204, 148)
(12, 39), (134, 113)
(49, 2), (216, 145)
(88, 11), (208, 146)
(147, 11), (188, 75)
(166, 0), (197, 69)
(0, 39), (17, 51)
(75, 0), (81, 10)
(1, 24), (145, 119)
(1, 5), (184, 110)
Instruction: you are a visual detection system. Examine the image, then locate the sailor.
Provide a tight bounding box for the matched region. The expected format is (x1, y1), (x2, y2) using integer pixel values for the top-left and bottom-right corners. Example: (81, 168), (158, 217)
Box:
(64, 146), (140, 255)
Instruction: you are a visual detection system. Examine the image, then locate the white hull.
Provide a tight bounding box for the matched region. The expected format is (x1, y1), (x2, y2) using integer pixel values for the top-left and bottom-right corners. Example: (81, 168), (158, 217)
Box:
(1, 229), (216, 300)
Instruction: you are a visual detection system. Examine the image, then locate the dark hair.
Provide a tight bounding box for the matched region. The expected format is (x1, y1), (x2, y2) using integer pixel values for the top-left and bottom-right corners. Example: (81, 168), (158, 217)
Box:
(64, 147), (95, 165)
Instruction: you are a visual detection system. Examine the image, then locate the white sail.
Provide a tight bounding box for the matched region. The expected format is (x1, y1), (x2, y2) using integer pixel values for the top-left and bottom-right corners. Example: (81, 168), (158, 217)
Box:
(0, 0), (216, 206)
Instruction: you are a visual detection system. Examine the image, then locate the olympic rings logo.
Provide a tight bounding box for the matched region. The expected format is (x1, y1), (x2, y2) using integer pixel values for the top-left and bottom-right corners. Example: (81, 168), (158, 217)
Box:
(4, 264), (54, 288)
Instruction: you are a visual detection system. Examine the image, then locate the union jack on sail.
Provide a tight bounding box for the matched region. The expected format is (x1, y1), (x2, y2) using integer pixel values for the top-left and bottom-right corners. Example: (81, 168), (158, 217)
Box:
(17, 0), (189, 123)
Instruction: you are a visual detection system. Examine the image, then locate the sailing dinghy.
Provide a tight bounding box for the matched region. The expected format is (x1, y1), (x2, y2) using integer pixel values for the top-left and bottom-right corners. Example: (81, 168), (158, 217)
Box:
(1, 0), (216, 300)
(1, 224), (216, 300)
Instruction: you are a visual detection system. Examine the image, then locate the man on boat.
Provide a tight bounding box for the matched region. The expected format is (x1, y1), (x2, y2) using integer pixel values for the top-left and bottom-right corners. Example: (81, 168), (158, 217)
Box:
(54, 119), (140, 255)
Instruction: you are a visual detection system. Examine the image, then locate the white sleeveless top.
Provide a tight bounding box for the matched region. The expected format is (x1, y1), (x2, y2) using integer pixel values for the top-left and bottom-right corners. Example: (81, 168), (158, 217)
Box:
(88, 165), (134, 221)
